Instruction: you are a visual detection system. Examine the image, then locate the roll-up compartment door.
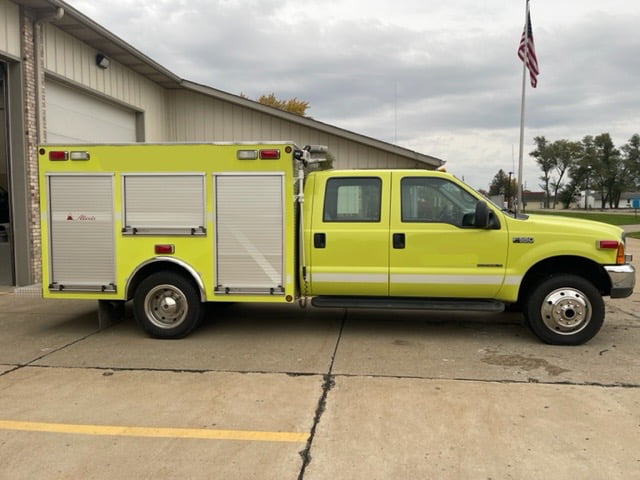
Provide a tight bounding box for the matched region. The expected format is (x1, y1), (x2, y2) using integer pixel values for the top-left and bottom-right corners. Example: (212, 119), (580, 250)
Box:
(47, 174), (115, 292)
(215, 174), (284, 294)
(122, 174), (206, 235)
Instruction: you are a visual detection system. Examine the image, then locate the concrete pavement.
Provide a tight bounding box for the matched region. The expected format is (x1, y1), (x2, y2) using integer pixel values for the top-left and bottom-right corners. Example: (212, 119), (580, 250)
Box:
(0, 240), (638, 479)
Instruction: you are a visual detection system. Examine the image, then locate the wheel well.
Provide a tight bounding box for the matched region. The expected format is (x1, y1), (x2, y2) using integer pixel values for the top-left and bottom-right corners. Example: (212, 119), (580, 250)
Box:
(126, 260), (204, 301)
(518, 256), (610, 304)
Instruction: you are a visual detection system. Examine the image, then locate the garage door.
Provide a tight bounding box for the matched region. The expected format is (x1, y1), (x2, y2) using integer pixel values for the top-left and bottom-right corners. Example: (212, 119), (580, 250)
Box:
(45, 81), (137, 143)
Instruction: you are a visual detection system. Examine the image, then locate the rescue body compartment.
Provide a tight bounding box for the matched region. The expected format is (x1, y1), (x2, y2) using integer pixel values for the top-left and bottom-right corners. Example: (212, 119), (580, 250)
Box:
(39, 143), (296, 304)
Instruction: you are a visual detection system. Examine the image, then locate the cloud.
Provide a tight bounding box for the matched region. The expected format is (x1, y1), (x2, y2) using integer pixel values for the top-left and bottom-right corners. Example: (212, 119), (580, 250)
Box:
(66, 0), (640, 190)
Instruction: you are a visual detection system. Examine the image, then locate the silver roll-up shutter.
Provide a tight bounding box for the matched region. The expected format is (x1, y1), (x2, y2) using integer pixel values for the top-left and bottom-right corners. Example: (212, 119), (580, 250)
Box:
(214, 174), (284, 294)
(47, 174), (115, 292)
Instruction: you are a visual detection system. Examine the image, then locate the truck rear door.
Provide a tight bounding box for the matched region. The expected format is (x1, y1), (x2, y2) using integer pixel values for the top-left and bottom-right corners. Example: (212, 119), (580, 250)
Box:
(308, 172), (391, 296)
(388, 173), (508, 298)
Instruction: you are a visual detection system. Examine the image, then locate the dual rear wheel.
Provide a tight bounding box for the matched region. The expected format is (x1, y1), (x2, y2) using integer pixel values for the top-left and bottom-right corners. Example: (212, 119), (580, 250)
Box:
(133, 272), (203, 339)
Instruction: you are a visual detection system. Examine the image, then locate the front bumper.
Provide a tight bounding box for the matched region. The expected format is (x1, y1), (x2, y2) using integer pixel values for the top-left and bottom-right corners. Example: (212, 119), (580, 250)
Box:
(604, 264), (636, 298)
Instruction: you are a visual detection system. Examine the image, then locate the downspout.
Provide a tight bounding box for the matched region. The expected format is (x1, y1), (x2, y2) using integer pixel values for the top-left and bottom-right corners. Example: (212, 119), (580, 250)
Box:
(34, 7), (64, 144)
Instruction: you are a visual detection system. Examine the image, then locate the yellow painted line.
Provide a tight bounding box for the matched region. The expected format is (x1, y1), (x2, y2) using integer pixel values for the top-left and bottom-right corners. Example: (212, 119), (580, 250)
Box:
(0, 420), (308, 443)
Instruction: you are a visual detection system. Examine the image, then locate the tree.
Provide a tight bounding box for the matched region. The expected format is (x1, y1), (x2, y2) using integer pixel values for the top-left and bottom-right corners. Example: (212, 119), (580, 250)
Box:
(530, 136), (555, 208)
(535, 132), (640, 210)
(549, 139), (581, 208)
(488, 169), (516, 207)
(584, 134), (622, 208)
(240, 92), (310, 116)
(621, 134), (640, 190)
(558, 181), (581, 209)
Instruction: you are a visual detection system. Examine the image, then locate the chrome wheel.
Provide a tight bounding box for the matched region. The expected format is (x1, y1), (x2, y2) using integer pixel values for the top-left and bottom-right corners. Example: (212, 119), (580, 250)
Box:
(134, 271), (203, 338)
(524, 274), (604, 345)
(144, 284), (189, 329)
(540, 287), (591, 335)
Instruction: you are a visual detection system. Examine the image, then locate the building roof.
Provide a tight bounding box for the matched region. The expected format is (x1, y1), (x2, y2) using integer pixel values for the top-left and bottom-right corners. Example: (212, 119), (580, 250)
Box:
(15, 0), (444, 168)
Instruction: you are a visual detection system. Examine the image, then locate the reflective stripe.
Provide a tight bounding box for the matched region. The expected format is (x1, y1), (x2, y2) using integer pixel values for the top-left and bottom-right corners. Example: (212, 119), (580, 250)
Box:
(312, 272), (522, 286)
(311, 273), (387, 283)
(504, 275), (522, 285)
(391, 274), (504, 285)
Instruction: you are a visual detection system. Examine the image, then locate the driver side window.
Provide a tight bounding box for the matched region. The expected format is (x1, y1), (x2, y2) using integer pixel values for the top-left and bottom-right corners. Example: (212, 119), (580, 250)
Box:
(401, 177), (477, 226)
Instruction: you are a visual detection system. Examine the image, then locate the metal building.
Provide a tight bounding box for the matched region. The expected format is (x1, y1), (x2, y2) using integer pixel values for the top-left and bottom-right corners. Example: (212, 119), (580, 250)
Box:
(0, 0), (443, 287)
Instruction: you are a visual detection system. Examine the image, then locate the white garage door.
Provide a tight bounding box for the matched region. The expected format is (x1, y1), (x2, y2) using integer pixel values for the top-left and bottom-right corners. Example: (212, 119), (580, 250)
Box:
(45, 81), (137, 143)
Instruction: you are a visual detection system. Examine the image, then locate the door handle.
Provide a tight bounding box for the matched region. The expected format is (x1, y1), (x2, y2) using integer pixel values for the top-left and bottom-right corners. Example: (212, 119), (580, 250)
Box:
(314, 233), (326, 248)
(393, 233), (405, 249)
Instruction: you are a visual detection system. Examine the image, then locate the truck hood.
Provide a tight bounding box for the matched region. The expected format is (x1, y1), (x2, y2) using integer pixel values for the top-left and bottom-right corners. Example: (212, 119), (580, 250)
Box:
(510, 213), (624, 239)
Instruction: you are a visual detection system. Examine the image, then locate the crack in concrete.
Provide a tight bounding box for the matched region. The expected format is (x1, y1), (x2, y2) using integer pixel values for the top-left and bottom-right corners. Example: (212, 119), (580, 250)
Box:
(297, 310), (346, 480)
(0, 329), (104, 377)
(6, 362), (640, 389)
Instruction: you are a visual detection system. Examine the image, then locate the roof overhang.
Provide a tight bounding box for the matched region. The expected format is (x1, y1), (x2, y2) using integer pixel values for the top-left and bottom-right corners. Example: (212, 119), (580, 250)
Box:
(16, 0), (182, 89)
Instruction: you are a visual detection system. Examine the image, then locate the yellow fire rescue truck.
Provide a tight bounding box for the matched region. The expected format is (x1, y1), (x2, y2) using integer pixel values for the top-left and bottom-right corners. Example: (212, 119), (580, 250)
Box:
(37, 142), (635, 345)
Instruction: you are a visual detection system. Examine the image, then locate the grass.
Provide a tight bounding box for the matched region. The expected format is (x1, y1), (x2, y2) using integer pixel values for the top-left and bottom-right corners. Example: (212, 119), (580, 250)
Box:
(528, 210), (640, 226)
(628, 232), (640, 240)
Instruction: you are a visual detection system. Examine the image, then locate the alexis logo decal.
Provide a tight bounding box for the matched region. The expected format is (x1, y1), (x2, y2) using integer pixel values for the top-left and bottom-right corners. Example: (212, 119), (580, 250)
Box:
(66, 213), (97, 221)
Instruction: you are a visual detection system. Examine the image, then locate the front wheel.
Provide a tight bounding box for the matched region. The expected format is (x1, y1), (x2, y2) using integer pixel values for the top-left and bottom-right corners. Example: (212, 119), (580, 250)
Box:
(134, 272), (203, 339)
(523, 274), (604, 345)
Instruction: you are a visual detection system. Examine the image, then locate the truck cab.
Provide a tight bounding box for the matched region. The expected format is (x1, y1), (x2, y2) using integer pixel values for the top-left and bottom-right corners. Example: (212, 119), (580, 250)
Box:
(302, 169), (635, 345)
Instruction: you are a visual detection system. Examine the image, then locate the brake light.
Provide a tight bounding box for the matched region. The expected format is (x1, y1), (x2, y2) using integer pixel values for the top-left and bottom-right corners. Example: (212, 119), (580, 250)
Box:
(49, 151), (68, 161)
(597, 240), (619, 249)
(259, 149), (280, 160)
(154, 244), (175, 255)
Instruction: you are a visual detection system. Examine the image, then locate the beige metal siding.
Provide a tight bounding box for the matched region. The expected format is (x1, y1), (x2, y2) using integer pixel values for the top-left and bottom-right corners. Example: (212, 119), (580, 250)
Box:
(43, 24), (169, 141)
(0, 0), (20, 58)
(169, 90), (424, 170)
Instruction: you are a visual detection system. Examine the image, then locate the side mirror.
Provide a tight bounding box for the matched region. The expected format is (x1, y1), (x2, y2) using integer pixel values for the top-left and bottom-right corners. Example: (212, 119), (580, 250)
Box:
(474, 200), (490, 228)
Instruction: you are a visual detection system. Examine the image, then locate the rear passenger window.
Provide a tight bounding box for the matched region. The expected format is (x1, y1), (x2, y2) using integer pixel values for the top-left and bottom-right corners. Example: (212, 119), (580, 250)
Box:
(323, 177), (381, 222)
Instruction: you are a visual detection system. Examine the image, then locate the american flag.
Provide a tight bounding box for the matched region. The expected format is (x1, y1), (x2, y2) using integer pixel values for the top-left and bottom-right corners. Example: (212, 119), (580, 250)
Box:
(518, 12), (539, 88)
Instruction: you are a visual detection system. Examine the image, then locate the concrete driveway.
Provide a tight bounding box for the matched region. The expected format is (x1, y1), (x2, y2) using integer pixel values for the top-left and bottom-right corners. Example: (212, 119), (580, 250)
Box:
(0, 241), (638, 479)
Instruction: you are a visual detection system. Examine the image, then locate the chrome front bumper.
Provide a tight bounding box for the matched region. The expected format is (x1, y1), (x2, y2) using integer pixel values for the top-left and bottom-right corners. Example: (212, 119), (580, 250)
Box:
(604, 264), (636, 298)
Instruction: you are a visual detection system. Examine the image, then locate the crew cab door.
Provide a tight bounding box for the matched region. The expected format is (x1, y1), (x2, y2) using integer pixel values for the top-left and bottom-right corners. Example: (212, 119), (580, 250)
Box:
(307, 172), (390, 296)
(389, 173), (508, 298)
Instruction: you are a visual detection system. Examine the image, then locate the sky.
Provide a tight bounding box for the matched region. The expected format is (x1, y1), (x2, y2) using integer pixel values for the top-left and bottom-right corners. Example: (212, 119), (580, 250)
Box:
(65, 0), (640, 191)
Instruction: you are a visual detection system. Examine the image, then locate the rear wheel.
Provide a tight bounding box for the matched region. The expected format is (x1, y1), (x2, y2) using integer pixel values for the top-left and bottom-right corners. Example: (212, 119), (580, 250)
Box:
(134, 272), (203, 339)
(523, 274), (604, 345)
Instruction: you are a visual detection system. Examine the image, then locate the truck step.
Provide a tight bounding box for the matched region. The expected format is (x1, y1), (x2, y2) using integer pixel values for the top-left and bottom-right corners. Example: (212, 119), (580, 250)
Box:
(311, 296), (506, 312)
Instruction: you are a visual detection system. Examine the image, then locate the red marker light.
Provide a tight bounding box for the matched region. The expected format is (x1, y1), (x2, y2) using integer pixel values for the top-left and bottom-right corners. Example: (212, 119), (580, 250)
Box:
(154, 244), (175, 255)
(260, 149), (280, 160)
(49, 151), (68, 161)
(597, 240), (619, 249)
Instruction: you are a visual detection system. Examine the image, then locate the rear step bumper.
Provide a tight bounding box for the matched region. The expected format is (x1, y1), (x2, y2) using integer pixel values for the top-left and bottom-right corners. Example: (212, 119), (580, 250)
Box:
(311, 296), (505, 312)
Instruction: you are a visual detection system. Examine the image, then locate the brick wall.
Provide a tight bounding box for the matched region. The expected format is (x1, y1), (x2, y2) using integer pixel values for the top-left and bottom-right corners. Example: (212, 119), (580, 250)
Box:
(20, 9), (41, 282)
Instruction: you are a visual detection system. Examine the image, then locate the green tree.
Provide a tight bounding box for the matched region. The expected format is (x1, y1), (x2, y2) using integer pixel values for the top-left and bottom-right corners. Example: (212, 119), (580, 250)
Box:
(621, 134), (640, 190)
(488, 169), (517, 207)
(558, 181), (581, 209)
(584, 134), (622, 208)
(530, 136), (555, 208)
(548, 139), (582, 208)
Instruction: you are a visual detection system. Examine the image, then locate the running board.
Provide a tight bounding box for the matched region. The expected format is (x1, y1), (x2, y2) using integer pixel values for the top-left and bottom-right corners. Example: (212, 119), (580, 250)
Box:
(311, 296), (505, 312)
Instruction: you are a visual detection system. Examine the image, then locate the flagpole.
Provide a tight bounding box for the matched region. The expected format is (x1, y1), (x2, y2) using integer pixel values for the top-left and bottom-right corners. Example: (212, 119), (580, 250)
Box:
(516, 0), (530, 216)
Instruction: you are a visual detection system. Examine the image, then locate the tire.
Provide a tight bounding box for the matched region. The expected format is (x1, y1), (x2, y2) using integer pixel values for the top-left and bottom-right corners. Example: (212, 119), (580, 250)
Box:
(134, 272), (203, 339)
(523, 274), (604, 345)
